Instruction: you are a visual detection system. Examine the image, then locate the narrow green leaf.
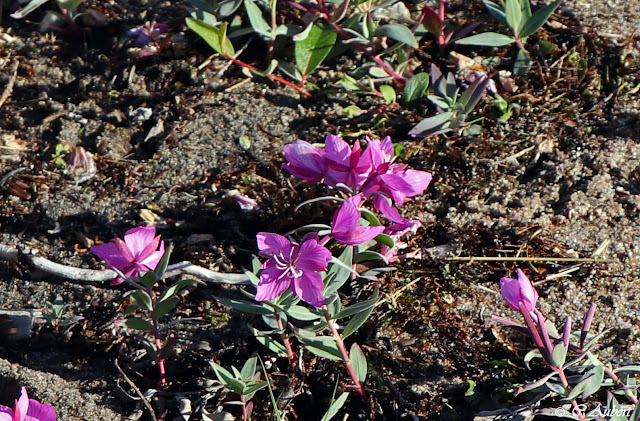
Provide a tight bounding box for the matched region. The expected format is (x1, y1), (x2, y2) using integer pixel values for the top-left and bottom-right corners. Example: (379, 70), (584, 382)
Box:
(353, 250), (388, 264)
(139, 270), (159, 289)
(244, 0), (273, 40)
(125, 317), (154, 331)
(242, 380), (268, 399)
(59, 0), (83, 10)
(241, 354), (259, 380)
(456, 32), (515, 47)
(295, 24), (337, 76)
(282, 305), (321, 321)
(334, 288), (379, 320)
(153, 297), (180, 319)
(518, 0), (561, 40)
(374, 233), (394, 248)
(186, 19), (235, 56)
(375, 24), (418, 48)
(580, 365), (604, 400)
(153, 244), (173, 280)
(130, 291), (153, 311)
(158, 279), (203, 303)
(218, 0), (244, 17)
(504, 0), (522, 33)
(297, 335), (342, 360)
(211, 361), (245, 394)
(350, 343), (367, 383)
(551, 343), (567, 368)
(342, 304), (374, 339)
(321, 392), (349, 421)
(215, 296), (272, 315)
(324, 248), (355, 296)
(252, 327), (288, 356)
(483, 0), (508, 26)
(9, 0), (48, 19)
(408, 111), (454, 137)
(401, 72), (430, 105)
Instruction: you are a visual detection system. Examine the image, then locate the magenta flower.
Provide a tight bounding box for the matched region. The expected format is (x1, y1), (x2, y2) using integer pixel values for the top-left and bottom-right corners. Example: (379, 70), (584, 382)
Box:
(255, 233), (332, 308)
(0, 387), (56, 421)
(500, 269), (539, 312)
(323, 135), (370, 190)
(127, 22), (170, 47)
(331, 194), (385, 245)
(91, 226), (165, 285)
(283, 140), (327, 183)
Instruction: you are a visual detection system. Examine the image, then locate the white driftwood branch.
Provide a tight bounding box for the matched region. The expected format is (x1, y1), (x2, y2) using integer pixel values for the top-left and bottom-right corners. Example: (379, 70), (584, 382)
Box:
(0, 244), (250, 285)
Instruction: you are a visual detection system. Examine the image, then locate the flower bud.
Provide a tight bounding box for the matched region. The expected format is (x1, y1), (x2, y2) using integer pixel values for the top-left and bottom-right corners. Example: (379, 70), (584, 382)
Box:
(500, 269), (538, 312)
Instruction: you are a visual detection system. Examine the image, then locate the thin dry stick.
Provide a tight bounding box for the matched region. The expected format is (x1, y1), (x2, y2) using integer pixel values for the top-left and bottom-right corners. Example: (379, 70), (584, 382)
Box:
(114, 358), (158, 421)
(449, 256), (615, 263)
(0, 60), (18, 110)
(0, 243), (250, 285)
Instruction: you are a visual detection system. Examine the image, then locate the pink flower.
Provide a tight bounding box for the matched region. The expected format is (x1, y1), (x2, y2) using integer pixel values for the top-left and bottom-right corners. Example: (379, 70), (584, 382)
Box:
(0, 387), (56, 421)
(255, 233), (332, 308)
(323, 135), (370, 190)
(500, 269), (539, 312)
(91, 226), (165, 285)
(331, 194), (385, 245)
(283, 140), (327, 183)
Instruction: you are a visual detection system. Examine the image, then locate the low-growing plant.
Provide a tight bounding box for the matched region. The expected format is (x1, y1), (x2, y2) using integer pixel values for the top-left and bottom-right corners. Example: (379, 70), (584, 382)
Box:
(91, 227), (204, 384)
(42, 295), (84, 335)
(494, 269), (640, 420)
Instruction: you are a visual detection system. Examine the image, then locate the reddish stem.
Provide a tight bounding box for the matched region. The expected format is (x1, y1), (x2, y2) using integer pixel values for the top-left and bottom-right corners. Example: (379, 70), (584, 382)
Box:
(225, 55), (312, 97)
(274, 312), (296, 366)
(322, 305), (366, 398)
(152, 318), (167, 384)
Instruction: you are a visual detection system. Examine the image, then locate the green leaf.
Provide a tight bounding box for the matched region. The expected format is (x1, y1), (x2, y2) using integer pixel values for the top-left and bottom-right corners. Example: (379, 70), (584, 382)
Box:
(58, 0), (83, 10)
(297, 335), (342, 360)
(321, 392), (349, 421)
(375, 23), (418, 48)
(211, 361), (245, 394)
(482, 0), (508, 26)
(513, 48), (532, 75)
(342, 304), (374, 339)
(125, 317), (154, 331)
(353, 250), (388, 263)
(185, 19), (235, 56)
(153, 297), (180, 319)
(334, 288), (379, 319)
(518, 0), (561, 40)
(580, 365), (604, 400)
(504, 0), (522, 33)
(252, 327), (288, 356)
(379, 85), (396, 104)
(241, 353), (259, 380)
(244, 0), (273, 40)
(295, 24), (337, 76)
(374, 233), (394, 248)
(401, 72), (430, 105)
(130, 291), (153, 311)
(158, 279), (203, 303)
(9, 0), (48, 19)
(139, 271), (159, 289)
(218, 0), (244, 17)
(282, 305), (321, 321)
(456, 32), (515, 47)
(243, 380), (268, 400)
(324, 248), (355, 296)
(214, 297), (272, 315)
(551, 343), (567, 368)
(408, 111), (454, 137)
(152, 243), (172, 280)
(350, 343), (367, 383)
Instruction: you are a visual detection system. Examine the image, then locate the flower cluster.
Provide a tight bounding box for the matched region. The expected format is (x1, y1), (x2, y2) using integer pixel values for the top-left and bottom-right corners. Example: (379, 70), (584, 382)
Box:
(284, 135), (432, 223)
(0, 387), (56, 421)
(254, 135), (432, 307)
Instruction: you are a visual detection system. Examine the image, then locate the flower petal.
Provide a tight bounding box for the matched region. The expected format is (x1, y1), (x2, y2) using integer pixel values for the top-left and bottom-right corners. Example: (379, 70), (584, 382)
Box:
(333, 225), (385, 246)
(283, 140), (327, 183)
(0, 410), (13, 421)
(372, 195), (405, 223)
(90, 242), (132, 270)
(26, 400), (56, 421)
(499, 276), (521, 311)
(256, 233), (292, 257)
(137, 234), (164, 264)
(296, 239), (332, 272)
(331, 195), (364, 232)
(15, 387), (29, 421)
(255, 272), (291, 302)
(517, 269), (538, 310)
(124, 227), (158, 256)
(292, 271), (325, 308)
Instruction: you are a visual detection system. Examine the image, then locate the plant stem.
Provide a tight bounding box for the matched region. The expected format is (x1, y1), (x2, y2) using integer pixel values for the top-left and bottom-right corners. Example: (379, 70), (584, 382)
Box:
(557, 368), (586, 421)
(152, 317), (167, 384)
(225, 55), (312, 97)
(438, 0), (446, 55)
(322, 305), (366, 397)
(274, 312), (296, 366)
